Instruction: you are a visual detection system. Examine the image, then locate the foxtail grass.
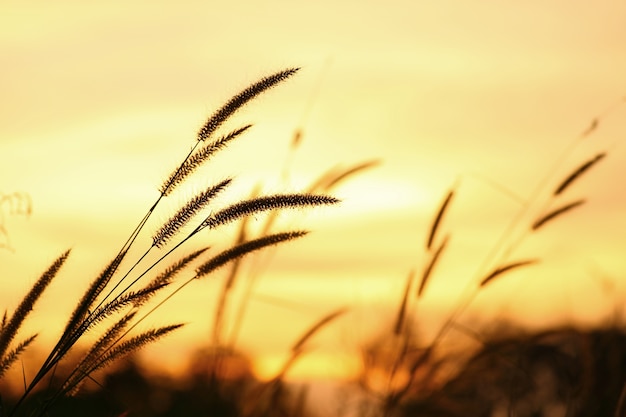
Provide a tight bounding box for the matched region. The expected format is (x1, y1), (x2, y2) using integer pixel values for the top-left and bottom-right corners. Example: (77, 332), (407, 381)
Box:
(2, 67), (339, 417)
(358, 100), (625, 416)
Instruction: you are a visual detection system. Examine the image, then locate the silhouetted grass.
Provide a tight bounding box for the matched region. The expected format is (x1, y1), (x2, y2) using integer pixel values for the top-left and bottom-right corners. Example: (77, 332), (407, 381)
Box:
(2, 68), (624, 417)
(0, 68), (340, 417)
(350, 101), (626, 417)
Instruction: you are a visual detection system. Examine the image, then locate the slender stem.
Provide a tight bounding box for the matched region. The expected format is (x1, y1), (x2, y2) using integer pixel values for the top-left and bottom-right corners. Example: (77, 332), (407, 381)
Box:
(92, 140), (201, 311)
(437, 101), (626, 342)
(393, 107), (623, 406)
(10, 144), (202, 417)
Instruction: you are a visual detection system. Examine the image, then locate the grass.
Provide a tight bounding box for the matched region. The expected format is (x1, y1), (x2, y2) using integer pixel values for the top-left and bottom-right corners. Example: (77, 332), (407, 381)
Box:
(1, 68), (625, 417)
(0, 68), (341, 417)
(351, 99), (626, 417)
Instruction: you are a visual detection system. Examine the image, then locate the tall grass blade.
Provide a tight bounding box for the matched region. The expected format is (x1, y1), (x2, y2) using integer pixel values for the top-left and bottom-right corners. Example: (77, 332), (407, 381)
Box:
(532, 200), (586, 231)
(427, 190), (454, 250)
(580, 118), (598, 139)
(291, 308), (348, 353)
(394, 270), (415, 335)
(213, 213), (250, 345)
(417, 236), (449, 298)
(479, 260), (538, 287)
(554, 153), (606, 196)
(306, 160), (380, 193)
(273, 308), (348, 382)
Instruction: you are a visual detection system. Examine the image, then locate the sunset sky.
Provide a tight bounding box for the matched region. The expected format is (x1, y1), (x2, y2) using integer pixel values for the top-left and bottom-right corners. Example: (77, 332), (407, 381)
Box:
(1, 0), (626, 381)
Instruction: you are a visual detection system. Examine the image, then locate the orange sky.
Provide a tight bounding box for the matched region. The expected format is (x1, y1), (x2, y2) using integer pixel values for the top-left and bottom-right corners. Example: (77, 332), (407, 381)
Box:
(1, 1), (626, 381)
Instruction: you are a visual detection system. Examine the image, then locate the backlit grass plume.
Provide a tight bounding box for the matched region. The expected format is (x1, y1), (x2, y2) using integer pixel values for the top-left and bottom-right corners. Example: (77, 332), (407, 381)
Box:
(2, 67), (337, 417)
(201, 194), (339, 230)
(160, 127), (249, 196)
(0, 250), (70, 378)
(197, 68), (299, 142)
(195, 231), (309, 278)
(153, 179), (232, 247)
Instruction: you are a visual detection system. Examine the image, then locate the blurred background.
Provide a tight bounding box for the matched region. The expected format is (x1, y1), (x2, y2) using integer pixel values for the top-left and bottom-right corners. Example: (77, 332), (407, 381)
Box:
(1, 0), (625, 387)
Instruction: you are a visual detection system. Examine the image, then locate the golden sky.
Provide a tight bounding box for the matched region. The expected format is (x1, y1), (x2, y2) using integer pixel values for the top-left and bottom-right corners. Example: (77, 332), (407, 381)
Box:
(1, 0), (626, 380)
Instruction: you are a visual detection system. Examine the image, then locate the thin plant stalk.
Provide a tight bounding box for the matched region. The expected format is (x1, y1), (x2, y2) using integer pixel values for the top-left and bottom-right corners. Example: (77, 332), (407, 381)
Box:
(8, 68), (307, 416)
(394, 104), (624, 406)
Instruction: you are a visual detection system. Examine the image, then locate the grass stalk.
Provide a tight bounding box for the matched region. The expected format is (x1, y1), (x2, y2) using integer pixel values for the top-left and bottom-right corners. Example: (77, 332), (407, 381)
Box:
(5, 67), (336, 417)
